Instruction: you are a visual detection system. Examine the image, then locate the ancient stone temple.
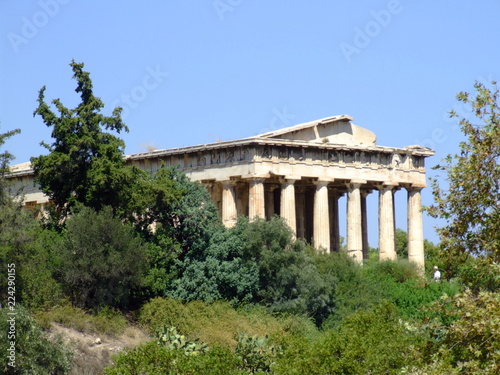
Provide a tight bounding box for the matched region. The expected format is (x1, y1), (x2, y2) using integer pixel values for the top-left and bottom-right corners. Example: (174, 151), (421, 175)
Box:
(8, 115), (434, 268)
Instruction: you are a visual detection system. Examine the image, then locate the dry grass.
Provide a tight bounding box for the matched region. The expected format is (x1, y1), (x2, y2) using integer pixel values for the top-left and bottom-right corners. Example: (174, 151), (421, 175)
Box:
(34, 303), (127, 337)
(139, 298), (317, 348)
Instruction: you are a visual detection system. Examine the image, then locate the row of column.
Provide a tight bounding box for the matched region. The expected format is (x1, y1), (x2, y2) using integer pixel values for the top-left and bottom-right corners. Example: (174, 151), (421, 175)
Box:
(220, 178), (425, 269)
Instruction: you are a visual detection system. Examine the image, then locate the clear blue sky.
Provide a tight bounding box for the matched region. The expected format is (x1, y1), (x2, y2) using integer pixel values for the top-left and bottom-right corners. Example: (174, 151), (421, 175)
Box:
(1, 0), (499, 246)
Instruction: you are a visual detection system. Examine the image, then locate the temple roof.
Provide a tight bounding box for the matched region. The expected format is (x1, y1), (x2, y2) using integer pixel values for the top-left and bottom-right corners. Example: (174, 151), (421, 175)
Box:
(252, 115), (377, 146)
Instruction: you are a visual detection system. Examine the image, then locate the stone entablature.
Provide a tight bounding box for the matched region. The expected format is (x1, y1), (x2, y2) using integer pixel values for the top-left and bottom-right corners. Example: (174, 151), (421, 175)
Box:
(6, 115), (435, 270)
(125, 138), (431, 187)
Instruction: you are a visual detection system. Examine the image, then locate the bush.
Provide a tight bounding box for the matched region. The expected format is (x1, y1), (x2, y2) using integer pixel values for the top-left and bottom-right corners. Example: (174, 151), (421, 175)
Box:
(58, 206), (147, 310)
(235, 332), (282, 373)
(274, 303), (420, 375)
(139, 297), (308, 349)
(417, 289), (500, 373)
(0, 201), (63, 310)
(364, 259), (421, 283)
(315, 252), (383, 328)
(0, 306), (72, 374)
(105, 341), (245, 375)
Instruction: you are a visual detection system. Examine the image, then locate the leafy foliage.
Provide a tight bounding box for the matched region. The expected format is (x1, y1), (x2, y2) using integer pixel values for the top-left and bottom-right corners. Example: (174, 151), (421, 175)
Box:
(167, 216), (333, 323)
(275, 303), (420, 375)
(139, 297), (297, 349)
(0, 126), (20, 205)
(57, 206), (147, 309)
(0, 200), (63, 309)
(31, 60), (142, 221)
(156, 325), (209, 356)
(427, 81), (500, 278)
(235, 332), (282, 373)
(105, 341), (245, 375)
(417, 289), (500, 374)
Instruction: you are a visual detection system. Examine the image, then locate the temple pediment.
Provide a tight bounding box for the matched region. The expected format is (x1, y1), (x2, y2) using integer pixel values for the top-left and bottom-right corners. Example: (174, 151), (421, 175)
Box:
(255, 115), (376, 146)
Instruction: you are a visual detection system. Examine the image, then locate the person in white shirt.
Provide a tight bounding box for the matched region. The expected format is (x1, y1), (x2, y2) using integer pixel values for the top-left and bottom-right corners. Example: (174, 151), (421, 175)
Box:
(433, 266), (441, 282)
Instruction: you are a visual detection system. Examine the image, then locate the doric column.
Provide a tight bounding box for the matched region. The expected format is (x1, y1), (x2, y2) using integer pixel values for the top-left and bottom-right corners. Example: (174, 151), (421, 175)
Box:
(361, 190), (371, 259)
(248, 178), (266, 220)
(314, 180), (330, 252)
(378, 183), (397, 261)
(346, 181), (364, 263)
(329, 190), (342, 252)
(221, 180), (237, 228)
(407, 187), (425, 272)
(280, 178), (297, 236)
(296, 186), (306, 239)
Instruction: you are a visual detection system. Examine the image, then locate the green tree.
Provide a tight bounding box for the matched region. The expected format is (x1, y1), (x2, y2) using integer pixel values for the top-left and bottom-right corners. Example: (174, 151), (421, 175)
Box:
(167, 217), (333, 323)
(417, 289), (500, 374)
(58, 206), (147, 310)
(31, 61), (138, 220)
(427, 81), (500, 284)
(141, 167), (220, 298)
(0, 126), (20, 204)
(395, 228), (409, 258)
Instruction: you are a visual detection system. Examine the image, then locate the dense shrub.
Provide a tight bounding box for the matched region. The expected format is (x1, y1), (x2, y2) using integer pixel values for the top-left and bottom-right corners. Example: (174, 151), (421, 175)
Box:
(139, 297), (296, 348)
(275, 303), (421, 375)
(57, 206), (147, 310)
(318, 255), (462, 328)
(167, 217), (334, 323)
(315, 252), (384, 328)
(105, 341), (245, 375)
(0, 200), (63, 310)
(457, 257), (500, 293)
(235, 332), (282, 373)
(416, 289), (500, 374)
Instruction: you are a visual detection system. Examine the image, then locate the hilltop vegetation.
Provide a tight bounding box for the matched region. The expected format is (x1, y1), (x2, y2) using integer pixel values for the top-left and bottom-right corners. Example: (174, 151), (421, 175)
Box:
(1, 63), (499, 374)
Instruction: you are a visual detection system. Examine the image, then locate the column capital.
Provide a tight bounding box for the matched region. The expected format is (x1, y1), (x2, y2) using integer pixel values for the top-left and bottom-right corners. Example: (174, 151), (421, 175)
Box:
(248, 177), (267, 184)
(280, 176), (301, 184)
(375, 181), (399, 190)
(346, 179), (366, 189)
(314, 179), (332, 187)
